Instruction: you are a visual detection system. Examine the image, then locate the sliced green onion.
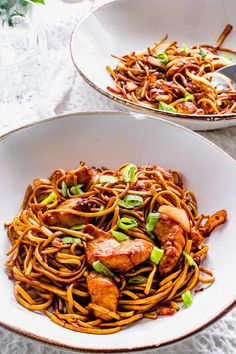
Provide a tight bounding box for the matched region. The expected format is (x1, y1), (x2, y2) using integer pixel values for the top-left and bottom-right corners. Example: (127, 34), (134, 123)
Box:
(199, 48), (207, 58)
(223, 54), (232, 61)
(99, 175), (118, 184)
(156, 52), (169, 64)
(117, 217), (138, 230)
(182, 290), (193, 307)
(95, 205), (105, 222)
(70, 224), (85, 230)
(111, 230), (130, 241)
(180, 43), (187, 52)
(159, 102), (177, 113)
(70, 184), (83, 195)
(149, 233), (155, 240)
(61, 181), (68, 198)
(184, 93), (194, 102)
(146, 212), (159, 232)
(123, 164), (137, 183)
(150, 246), (164, 265)
(62, 237), (82, 244)
(127, 276), (147, 284)
(183, 250), (195, 266)
(40, 192), (57, 205)
(118, 199), (134, 209)
(92, 260), (114, 277)
(118, 194), (144, 209)
(125, 194), (143, 206)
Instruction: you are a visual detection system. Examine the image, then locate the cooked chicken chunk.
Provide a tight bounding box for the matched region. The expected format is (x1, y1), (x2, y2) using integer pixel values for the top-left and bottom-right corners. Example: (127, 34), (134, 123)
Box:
(65, 166), (98, 188)
(189, 227), (204, 249)
(175, 101), (204, 115)
(137, 165), (173, 182)
(84, 224), (153, 273)
(87, 272), (119, 321)
(154, 214), (185, 276)
(156, 301), (180, 316)
(136, 179), (152, 191)
(43, 197), (92, 228)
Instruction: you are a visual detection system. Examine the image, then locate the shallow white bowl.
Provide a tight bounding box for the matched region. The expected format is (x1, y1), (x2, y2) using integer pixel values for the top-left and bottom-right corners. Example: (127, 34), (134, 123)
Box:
(0, 112), (235, 352)
(71, 0), (236, 131)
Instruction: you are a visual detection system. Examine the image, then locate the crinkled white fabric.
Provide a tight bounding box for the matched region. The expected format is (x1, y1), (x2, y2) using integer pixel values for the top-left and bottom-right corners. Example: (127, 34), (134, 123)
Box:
(0, 1), (235, 353)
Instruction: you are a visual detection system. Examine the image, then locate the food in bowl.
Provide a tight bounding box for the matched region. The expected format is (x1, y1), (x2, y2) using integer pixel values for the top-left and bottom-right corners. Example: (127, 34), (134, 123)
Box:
(5, 162), (227, 334)
(107, 25), (236, 115)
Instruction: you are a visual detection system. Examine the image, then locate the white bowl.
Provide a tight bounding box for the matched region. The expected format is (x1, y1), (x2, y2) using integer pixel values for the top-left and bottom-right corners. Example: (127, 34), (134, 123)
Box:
(0, 112), (235, 352)
(71, 0), (236, 131)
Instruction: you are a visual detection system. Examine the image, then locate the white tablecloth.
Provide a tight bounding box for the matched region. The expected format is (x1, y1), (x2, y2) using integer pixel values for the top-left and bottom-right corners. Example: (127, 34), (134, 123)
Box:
(0, 1), (235, 353)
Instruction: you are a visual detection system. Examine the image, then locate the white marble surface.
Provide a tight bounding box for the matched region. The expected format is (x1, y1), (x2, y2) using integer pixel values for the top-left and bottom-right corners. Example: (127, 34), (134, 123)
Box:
(0, 1), (235, 353)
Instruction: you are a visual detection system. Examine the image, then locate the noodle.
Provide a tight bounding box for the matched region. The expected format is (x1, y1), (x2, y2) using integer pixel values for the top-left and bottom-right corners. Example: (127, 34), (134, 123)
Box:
(5, 162), (227, 334)
(106, 25), (236, 115)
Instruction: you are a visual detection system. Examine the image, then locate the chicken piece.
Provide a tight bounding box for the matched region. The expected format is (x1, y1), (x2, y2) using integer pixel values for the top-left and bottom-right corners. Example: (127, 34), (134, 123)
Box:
(201, 209), (227, 237)
(43, 197), (92, 228)
(136, 179), (152, 191)
(176, 101), (197, 115)
(84, 224), (153, 273)
(154, 214), (185, 276)
(87, 272), (119, 321)
(155, 166), (173, 181)
(156, 301), (180, 316)
(176, 101), (204, 115)
(189, 227), (204, 249)
(65, 166), (98, 188)
(137, 165), (173, 181)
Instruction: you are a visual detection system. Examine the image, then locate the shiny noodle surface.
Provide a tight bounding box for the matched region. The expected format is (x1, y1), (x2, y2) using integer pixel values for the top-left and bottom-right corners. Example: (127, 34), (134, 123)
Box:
(5, 162), (227, 334)
(107, 24), (236, 115)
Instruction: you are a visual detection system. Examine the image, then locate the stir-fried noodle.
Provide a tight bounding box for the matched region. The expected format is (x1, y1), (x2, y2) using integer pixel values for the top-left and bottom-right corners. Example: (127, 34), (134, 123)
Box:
(6, 162), (227, 334)
(107, 24), (236, 115)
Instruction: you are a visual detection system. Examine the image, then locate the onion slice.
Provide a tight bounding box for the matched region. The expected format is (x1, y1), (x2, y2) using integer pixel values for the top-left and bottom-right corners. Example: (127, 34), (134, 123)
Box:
(158, 205), (190, 232)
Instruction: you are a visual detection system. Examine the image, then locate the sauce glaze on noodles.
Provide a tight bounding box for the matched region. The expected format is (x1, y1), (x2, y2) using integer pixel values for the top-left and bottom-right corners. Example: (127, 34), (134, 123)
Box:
(5, 162), (227, 334)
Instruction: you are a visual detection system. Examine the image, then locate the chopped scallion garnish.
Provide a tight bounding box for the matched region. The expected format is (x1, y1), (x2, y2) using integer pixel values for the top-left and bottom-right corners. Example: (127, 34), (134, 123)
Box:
(159, 102), (177, 113)
(223, 54), (232, 61)
(157, 53), (169, 64)
(118, 199), (134, 209)
(62, 237), (82, 244)
(156, 52), (169, 64)
(180, 43), (187, 52)
(183, 250), (195, 266)
(118, 194), (144, 209)
(111, 230), (130, 241)
(123, 164), (137, 183)
(92, 260), (114, 277)
(184, 93), (194, 102)
(150, 246), (164, 265)
(99, 175), (118, 184)
(127, 276), (147, 284)
(117, 217), (138, 230)
(70, 184), (83, 195)
(199, 48), (207, 58)
(61, 181), (68, 198)
(182, 290), (193, 307)
(146, 212), (159, 232)
(125, 194), (143, 205)
(40, 192), (56, 205)
(70, 225), (85, 231)
(95, 205), (105, 222)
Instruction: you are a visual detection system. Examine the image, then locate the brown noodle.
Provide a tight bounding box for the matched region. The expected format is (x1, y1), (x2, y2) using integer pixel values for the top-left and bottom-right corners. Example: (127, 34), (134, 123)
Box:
(106, 24), (236, 115)
(5, 162), (227, 334)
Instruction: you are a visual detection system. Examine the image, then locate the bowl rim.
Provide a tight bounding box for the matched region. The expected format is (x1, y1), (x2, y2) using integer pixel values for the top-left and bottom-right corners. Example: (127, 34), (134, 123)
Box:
(0, 110), (235, 352)
(70, 0), (236, 123)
